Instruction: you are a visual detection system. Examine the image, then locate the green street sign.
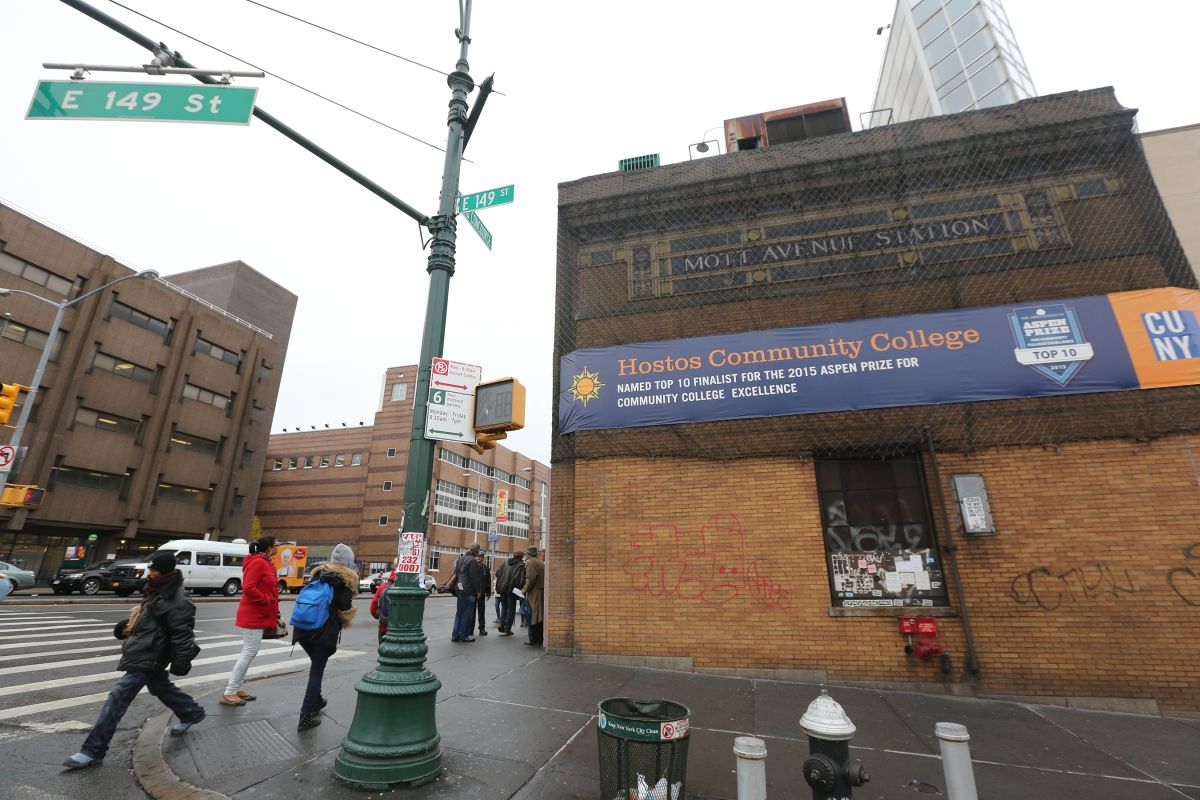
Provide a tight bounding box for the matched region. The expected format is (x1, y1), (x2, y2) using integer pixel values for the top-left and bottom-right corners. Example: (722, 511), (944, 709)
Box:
(456, 184), (514, 213)
(26, 81), (257, 125)
(464, 209), (493, 250)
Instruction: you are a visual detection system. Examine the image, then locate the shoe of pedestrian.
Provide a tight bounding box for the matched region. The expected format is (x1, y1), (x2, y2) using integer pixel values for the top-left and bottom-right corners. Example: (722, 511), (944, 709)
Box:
(479, 629), (488, 636)
(219, 694), (247, 706)
(501, 630), (514, 636)
(461, 636), (476, 642)
(236, 691), (257, 702)
(451, 637), (461, 643)
(298, 713), (322, 731)
(318, 696), (328, 710)
(63, 753), (99, 770)
(170, 711), (205, 735)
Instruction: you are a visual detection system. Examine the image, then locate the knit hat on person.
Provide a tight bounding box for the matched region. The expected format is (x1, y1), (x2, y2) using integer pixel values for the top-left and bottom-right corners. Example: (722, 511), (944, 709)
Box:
(525, 546), (538, 556)
(331, 543), (355, 568)
(149, 551), (176, 573)
(468, 543), (481, 554)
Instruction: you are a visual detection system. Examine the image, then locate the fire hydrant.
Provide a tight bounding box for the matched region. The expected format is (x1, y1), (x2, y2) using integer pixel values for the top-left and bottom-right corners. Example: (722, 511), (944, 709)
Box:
(800, 690), (870, 800)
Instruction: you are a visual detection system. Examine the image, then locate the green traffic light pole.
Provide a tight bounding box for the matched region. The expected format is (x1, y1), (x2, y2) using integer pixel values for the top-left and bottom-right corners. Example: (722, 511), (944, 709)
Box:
(55, 0), (484, 787)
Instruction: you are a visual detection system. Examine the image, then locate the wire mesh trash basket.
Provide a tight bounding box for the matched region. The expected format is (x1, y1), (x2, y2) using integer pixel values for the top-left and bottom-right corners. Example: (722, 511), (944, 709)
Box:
(597, 698), (691, 800)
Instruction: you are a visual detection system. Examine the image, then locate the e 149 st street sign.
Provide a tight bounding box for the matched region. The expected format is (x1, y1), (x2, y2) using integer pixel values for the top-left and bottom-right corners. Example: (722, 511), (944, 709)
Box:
(423, 357), (482, 444)
(464, 209), (493, 250)
(456, 185), (514, 213)
(26, 81), (257, 125)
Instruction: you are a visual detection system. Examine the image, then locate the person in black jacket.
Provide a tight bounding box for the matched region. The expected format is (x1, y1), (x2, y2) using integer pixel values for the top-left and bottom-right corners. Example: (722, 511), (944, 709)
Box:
(450, 543), (482, 643)
(63, 552), (204, 769)
(295, 543), (357, 731)
(495, 554), (526, 636)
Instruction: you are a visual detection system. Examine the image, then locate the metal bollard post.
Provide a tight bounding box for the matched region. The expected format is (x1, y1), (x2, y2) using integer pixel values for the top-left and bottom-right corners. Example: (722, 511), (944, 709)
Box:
(733, 736), (767, 800)
(935, 723), (978, 800)
(800, 690), (869, 800)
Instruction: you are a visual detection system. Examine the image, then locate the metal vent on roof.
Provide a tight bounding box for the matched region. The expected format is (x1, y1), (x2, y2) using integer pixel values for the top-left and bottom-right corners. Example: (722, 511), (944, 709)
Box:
(618, 153), (660, 172)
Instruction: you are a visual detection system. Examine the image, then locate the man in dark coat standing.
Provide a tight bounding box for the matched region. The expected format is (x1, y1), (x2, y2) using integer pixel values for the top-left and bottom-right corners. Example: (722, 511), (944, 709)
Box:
(451, 543), (483, 642)
(495, 553), (525, 636)
(523, 545), (545, 647)
(64, 551), (204, 769)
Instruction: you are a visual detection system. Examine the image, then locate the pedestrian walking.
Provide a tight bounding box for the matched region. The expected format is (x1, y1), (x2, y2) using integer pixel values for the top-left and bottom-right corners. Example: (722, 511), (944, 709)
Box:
(292, 543), (357, 731)
(474, 551), (491, 636)
(450, 543), (483, 642)
(221, 536), (280, 706)
(370, 558), (399, 644)
(522, 545), (544, 647)
(495, 553), (526, 636)
(63, 552), (204, 769)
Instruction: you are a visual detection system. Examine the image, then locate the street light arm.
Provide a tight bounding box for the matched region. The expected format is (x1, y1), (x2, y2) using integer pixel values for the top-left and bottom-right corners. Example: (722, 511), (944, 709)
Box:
(64, 270), (159, 308)
(0, 288), (60, 307)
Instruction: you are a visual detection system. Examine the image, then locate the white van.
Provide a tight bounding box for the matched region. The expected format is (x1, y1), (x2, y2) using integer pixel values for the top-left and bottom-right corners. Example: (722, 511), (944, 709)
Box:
(111, 539), (250, 597)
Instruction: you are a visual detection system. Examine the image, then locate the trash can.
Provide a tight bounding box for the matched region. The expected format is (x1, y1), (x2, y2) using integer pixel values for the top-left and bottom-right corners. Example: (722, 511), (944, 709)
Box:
(597, 698), (690, 800)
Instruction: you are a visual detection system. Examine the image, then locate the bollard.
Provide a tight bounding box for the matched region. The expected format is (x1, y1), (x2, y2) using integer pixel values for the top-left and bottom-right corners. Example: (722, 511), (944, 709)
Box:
(733, 736), (767, 800)
(800, 690), (869, 800)
(935, 722), (978, 800)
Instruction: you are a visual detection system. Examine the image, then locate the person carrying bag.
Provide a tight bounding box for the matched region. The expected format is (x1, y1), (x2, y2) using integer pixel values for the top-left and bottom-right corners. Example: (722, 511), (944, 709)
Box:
(221, 537), (281, 706)
(290, 543), (357, 731)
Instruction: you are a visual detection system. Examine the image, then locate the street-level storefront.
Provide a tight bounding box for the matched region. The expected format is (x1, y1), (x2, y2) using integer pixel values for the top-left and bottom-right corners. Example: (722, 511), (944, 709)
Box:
(0, 529), (174, 584)
(551, 89), (1200, 712)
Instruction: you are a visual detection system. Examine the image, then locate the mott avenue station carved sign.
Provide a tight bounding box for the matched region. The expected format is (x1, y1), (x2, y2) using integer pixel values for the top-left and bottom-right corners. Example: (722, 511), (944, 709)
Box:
(580, 177), (1121, 301)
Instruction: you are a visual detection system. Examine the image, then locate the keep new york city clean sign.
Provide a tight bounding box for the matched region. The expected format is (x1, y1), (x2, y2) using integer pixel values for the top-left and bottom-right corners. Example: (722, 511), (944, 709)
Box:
(558, 287), (1200, 434)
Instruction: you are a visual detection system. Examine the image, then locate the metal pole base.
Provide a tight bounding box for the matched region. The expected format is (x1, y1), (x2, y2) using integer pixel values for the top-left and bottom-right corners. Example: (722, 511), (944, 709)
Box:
(333, 580), (442, 788)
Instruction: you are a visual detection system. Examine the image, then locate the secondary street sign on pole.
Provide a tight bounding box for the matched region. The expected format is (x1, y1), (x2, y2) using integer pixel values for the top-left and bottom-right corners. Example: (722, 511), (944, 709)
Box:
(455, 184), (514, 213)
(0, 445), (15, 487)
(423, 357), (482, 445)
(463, 209), (493, 250)
(26, 81), (257, 125)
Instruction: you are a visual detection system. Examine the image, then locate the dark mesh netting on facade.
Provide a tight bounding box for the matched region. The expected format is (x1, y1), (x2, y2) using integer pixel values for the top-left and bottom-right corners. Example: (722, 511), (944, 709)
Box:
(551, 88), (1200, 465)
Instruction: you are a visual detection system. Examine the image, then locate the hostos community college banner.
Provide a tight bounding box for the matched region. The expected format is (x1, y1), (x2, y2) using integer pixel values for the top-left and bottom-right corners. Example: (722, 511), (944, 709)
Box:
(558, 288), (1200, 434)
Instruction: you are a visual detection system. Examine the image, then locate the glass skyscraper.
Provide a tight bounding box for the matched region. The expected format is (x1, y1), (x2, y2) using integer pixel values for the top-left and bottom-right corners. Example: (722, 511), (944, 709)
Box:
(868, 0), (1035, 127)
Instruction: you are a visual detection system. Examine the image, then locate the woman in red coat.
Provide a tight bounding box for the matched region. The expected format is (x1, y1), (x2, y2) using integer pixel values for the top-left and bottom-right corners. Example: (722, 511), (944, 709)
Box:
(221, 536), (279, 706)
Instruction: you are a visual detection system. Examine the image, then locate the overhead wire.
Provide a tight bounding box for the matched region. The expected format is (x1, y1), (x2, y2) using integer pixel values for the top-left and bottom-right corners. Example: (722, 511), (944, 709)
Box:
(104, 0), (449, 154)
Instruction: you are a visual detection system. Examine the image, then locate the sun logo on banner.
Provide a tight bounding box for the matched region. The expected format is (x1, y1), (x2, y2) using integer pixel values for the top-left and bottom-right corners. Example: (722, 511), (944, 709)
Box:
(569, 367), (604, 406)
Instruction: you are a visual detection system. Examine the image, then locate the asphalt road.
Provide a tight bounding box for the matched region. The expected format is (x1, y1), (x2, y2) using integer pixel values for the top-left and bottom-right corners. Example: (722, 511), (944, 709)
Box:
(0, 592), (451, 799)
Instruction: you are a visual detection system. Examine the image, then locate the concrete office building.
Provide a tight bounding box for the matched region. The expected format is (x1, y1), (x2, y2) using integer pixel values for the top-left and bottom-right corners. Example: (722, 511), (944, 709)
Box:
(255, 365), (550, 579)
(868, 0), (1035, 127)
(552, 89), (1200, 712)
(0, 203), (296, 581)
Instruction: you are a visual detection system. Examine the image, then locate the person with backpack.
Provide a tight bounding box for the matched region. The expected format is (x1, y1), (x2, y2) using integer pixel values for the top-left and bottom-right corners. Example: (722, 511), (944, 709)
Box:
(290, 543), (357, 731)
(221, 536), (279, 706)
(63, 552), (204, 769)
(370, 558), (399, 644)
(474, 551), (492, 637)
(495, 553), (526, 636)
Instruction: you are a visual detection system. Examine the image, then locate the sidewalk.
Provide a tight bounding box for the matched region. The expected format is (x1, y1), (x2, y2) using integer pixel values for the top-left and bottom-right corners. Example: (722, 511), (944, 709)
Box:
(138, 628), (1200, 800)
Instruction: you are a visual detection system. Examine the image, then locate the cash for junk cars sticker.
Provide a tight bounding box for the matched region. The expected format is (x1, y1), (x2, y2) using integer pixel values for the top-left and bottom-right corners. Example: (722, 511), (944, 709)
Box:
(397, 532), (424, 574)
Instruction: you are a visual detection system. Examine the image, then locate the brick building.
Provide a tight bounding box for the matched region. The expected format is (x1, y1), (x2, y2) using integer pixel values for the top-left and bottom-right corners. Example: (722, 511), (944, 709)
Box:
(0, 203), (295, 580)
(551, 89), (1200, 712)
(256, 365), (550, 579)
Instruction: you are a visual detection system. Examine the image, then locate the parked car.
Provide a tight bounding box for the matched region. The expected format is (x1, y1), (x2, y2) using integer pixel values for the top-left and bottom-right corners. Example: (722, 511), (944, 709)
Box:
(112, 539), (250, 597)
(51, 559), (117, 595)
(108, 558), (150, 597)
(359, 572), (385, 593)
(0, 560), (36, 594)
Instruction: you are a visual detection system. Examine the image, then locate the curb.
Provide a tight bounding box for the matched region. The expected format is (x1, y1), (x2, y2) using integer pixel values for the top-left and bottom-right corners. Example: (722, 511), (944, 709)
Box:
(133, 707), (229, 800)
(5, 597), (242, 605)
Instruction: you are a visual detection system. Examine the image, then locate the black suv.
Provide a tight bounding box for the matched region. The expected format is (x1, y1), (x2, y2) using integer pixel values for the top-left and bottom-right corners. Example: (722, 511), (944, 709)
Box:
(51, 560), (117, 596)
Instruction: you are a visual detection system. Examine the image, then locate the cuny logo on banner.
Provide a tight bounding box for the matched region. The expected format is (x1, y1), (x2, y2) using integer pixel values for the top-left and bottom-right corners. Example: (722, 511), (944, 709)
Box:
(1008, 304), (1094, 385)
(1143, 310), (1200, 361)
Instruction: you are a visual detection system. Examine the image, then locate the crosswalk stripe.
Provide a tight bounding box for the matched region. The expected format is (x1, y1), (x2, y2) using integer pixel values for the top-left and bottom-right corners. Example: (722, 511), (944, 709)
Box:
(0, 624), (121, 642)
(0, 639), (293, 676)
(0, 621), (114, 632)
(0, 633), (241, 664)
(0, 650), (362, 722)
(0, 624), (239, 645)
(0, 645), (315, 697)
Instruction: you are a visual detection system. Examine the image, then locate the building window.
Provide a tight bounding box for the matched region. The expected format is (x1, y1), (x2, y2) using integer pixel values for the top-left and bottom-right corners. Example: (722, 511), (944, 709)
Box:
(241, 447), (253, 468)
(287, 457), (297, 470)
(816, 457), (948, 609)
(50, 464), (131, 495)
(319, 455), (330, 468)
(272, 458), (284, 471)
(335, 454), (345, 467)
(169, 429), (220, 457)
(303, 456), (315, 469)
(93, 351), (157, 386)
(383, 480), (393, 491)
(181, 380), (230, 411)
(0, 318), (64, 360)
(0, 246), (74, 296)
(258, 360), (272, 382)
(429, 551), (440, 571)
(109, 298), (170, 339)
(74, 406), (141, 438)
(194, 334), (241, 370)
(386, 448), (397, 458)
(439, 450), (467, 468)
(231, 492), (245, 510)
(390, 382), (408, 402)
(378, 515), (388, 526)
(351, 452), (363, 466)
(155, 480), (214, 509)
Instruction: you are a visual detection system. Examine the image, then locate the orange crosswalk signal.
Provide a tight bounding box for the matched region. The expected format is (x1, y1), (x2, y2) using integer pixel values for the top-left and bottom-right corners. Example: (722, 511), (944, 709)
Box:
(0, 383), (19, 426)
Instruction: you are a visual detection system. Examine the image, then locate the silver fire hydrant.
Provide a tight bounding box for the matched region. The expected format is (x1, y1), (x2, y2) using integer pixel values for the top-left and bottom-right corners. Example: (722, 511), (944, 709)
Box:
(800, 690), (870, 800)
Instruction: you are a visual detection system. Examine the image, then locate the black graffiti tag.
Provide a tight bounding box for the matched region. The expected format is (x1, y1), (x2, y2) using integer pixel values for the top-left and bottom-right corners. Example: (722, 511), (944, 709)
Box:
(1010, 563), (1136, 611)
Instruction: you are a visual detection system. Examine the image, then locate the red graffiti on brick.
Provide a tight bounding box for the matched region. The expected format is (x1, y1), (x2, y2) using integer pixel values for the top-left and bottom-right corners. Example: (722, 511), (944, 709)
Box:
(622, 513), (792, 611)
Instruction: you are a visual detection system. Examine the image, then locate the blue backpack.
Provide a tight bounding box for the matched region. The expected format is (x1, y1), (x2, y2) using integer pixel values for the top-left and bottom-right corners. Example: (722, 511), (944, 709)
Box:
(290, 579), (333, 631)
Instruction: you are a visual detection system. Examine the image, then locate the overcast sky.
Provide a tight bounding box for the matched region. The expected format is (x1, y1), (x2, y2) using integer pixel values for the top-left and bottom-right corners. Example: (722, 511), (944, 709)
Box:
(2, 0), (1197, 465)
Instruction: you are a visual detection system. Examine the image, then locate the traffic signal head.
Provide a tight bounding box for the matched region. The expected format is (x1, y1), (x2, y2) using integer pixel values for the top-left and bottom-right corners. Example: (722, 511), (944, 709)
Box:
(0, 383), (19, 426)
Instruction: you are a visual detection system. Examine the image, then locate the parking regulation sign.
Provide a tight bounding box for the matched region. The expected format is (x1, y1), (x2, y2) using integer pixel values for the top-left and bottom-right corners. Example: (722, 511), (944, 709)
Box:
(423, 358), (482, 444)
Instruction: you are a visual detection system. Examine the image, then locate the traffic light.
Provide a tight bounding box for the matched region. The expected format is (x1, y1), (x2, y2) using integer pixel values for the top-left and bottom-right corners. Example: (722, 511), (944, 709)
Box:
(0, 383), (20, 426)
(0, 484), (44, 508)
(471, 378), (526, 454)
